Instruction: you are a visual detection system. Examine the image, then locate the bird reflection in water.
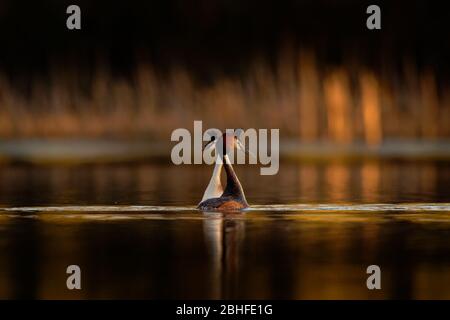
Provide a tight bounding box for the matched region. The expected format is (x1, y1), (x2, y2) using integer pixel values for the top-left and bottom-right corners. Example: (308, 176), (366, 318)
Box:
(202, 212), (245, 299)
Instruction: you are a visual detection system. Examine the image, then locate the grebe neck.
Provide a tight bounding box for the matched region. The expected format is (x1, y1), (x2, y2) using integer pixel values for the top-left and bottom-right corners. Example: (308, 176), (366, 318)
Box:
(200, 158), (223, 203)
(222, 154), (248, 204)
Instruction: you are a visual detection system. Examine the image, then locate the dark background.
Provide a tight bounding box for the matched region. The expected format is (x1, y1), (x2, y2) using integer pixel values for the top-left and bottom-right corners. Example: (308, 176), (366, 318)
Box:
(0, 0), (448, 141)
(0, 0), (448, 81)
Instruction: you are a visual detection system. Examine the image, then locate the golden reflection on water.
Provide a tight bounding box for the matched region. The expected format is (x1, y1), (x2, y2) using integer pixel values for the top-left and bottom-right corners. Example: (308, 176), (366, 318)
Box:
(361, 162), (380, 202)
(0, 161), (448, 206)
(325, 163), (350, 202)
(0, 210), (449, 299)
(0, 161), (449, 299)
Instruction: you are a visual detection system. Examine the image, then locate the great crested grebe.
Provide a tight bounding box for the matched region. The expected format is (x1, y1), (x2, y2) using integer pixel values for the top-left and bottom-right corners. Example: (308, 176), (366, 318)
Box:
(198, 132), (249, 211)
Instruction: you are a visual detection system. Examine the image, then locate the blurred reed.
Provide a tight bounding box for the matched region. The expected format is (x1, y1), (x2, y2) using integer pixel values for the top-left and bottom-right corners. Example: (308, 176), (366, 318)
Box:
(0, 47), (448, 143)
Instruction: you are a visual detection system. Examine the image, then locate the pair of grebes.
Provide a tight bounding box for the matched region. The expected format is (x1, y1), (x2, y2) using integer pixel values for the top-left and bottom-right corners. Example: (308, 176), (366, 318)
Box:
(197, 132), (250, 211)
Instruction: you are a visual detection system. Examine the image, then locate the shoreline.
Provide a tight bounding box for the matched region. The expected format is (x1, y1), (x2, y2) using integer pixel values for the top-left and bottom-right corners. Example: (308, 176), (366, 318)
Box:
(1, 139), (450, 164)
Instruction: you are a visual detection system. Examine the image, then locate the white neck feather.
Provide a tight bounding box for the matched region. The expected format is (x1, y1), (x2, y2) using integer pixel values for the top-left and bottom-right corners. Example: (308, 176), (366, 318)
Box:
(200, 159), (224, 203)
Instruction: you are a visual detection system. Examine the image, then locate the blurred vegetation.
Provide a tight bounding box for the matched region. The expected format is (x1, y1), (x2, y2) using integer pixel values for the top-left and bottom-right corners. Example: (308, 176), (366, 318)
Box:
(0, 0), (448, 144)
(0, 45), (448, 143)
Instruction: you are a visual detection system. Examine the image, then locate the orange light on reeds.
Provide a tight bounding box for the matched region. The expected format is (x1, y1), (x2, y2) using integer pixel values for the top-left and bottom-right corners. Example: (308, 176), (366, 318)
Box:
(420, 70), (439, 139)
(360, 72), (382, 146)
(298, 51), (320, 141)
(324, 69), (353, 144)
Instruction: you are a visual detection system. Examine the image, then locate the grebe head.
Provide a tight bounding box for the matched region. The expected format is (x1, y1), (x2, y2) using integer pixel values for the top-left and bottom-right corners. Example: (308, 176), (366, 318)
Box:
(203, 131), (248, 158)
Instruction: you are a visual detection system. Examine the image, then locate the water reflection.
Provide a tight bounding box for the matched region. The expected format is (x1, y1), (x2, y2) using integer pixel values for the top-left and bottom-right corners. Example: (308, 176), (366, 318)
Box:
(0, 161), (448, 206)
(0, 211), (450, 299)
(203, 213), (246, 299)
(0, 161), (449, 299)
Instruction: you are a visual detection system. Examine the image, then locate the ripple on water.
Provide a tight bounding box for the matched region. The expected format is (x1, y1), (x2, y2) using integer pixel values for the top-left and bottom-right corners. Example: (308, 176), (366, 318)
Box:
(0, 203), (449, 213)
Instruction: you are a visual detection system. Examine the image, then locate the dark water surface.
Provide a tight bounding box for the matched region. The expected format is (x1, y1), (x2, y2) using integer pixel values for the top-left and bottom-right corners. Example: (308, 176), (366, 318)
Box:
(0, 161), (449, 299)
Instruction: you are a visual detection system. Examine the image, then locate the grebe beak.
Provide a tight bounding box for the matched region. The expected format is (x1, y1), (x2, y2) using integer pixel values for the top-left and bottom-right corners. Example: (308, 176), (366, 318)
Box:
(203, 138), (218, 152)
(236, 138), (257, 160)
